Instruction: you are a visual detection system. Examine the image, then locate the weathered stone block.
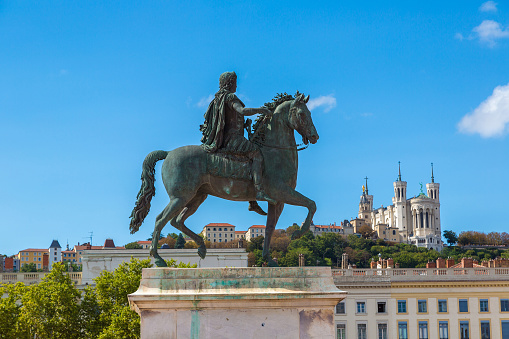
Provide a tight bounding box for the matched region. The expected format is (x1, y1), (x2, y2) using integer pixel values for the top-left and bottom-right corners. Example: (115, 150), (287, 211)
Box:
(129, 267), (346, 338)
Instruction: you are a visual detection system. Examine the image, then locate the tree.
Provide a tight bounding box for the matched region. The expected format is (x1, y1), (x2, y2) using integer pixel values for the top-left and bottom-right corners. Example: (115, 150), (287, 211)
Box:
(0, 282), (25, 338)
(125, 242), (142, 249)
(175, 233), (186, 249)
(19, 262), (82, 338)
(358, 225), (375, 239)
(443, 230), (458, 246)
(247, 236), (264, 252)
(20, 263), (37, 272)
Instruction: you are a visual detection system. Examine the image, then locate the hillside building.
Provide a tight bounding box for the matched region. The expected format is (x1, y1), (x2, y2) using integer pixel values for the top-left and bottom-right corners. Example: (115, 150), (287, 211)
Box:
(353, 163), (443, 251)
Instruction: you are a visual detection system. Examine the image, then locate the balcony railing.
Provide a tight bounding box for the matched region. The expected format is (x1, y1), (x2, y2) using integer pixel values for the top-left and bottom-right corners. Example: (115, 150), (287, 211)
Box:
(1, 272), (82, 285)
(332, 267), (509, 283)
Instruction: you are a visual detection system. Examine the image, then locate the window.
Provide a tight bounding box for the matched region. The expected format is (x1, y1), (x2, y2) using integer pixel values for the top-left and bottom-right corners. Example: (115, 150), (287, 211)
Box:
(357, 324), (366, 339)
(397, 300), (407, 313)
(377, 301), (386, 313)
(335, 302), (345, 314)
(356, 302), (366, 314)
(480, 299), (489, 312)
(501, 299), (509, 312)
(481, 321), (490, 339)
(460, 321), (469, 339)
(377, 323), (387, 339)
(459, 299), (468, 312)
(336, 324), (346, 339)
(213, 234), (216, 237)
(213, 228), (216, 231)
(219, 233), (221, 237)
(218, 228), (222, 231)
(439, 321), (449, 339)
(398, 321), (408, 339)
(418, 299), (427, 313)
(230, 228), (233, 231)
(219, 239), (221, 242)
(419, 321), (428, 339)
(502, 320), (509, 339)
(438, 299), (447, 312)
(224, 239), (227, 243)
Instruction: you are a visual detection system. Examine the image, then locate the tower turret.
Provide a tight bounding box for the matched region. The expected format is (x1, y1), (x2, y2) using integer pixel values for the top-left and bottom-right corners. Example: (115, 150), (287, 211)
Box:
(392, 162), (408, 233)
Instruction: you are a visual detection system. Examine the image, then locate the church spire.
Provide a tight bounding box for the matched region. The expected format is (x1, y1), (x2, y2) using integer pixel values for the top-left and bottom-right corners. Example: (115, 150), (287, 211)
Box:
(431, 162), (434, 183)
(398, 161), (402, 182)
(364, 176), (369, 195)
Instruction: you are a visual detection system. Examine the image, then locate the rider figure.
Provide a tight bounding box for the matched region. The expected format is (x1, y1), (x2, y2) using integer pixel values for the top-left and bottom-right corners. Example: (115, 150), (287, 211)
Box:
(200, 72), (276, 207)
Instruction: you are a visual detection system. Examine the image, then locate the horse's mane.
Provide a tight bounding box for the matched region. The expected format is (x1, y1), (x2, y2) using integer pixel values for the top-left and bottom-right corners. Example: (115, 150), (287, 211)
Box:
(251, 91), (303, 145)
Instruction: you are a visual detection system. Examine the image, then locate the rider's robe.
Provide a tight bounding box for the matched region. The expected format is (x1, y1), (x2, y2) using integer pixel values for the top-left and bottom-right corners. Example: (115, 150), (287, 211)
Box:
(200, 90), (257, 155)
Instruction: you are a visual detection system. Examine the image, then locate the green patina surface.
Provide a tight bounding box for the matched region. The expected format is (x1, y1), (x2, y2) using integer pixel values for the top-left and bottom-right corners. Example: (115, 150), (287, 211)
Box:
(190, 310), (200, 338)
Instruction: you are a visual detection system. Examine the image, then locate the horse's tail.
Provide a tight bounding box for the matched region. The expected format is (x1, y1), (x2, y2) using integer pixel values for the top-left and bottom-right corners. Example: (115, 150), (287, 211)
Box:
(129, 150), (169, 234)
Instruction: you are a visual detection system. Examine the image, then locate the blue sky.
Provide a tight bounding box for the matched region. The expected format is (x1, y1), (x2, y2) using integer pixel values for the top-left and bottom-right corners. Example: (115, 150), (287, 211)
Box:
(1, 1), (509, 255)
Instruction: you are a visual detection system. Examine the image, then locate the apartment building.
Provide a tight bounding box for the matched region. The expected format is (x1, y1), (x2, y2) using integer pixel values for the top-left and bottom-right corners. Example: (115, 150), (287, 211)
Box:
(245, 225), (265, 242)
(332, 258), (509, 339)
(201, 223), (236, 243)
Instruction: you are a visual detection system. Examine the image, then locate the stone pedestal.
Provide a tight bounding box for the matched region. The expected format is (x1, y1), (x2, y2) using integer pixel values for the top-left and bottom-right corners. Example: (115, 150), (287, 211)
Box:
(128, 267), (346, 339)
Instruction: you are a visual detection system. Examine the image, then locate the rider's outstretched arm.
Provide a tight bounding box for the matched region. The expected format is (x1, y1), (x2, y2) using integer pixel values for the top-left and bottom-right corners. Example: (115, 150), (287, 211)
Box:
(232, 102), (271, 117)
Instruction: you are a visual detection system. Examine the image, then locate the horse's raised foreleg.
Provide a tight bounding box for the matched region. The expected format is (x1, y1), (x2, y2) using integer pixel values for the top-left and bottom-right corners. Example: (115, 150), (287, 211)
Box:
(272, 187), (316, 240)
(151, 198), (188, 267)
(263, 203), (284, 266)
(170, 193), (208, 259)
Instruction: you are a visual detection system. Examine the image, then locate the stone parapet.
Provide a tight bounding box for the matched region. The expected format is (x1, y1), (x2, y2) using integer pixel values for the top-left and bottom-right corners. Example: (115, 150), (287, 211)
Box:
(129, 267), (346, 339)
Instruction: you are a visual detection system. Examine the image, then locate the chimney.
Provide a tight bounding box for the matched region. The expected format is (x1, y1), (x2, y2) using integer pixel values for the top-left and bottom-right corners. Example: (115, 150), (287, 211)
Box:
(461, 257), (473, 268)
(370, 259), (377, 269)
(382, 260), (387, 269)
(446, 258), (455, 268)
(481, 261), (489, 267)
(395, 262), (400, 268)
(436, 258), (446, 268)
(426, 261), (436, 268)
(387, 258), (394, 268)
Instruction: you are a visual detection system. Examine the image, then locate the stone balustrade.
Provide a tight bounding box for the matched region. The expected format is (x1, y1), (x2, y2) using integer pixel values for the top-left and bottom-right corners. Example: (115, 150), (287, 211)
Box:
(1, 272), (82, 285)
(332, 267), (509, 283)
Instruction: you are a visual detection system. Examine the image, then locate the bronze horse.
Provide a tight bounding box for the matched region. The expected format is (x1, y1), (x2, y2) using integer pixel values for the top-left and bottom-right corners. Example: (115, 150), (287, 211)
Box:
(129, 93), (319, 267)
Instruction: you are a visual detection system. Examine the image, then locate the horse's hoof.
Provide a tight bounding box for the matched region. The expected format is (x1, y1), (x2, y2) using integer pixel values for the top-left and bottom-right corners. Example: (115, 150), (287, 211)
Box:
(198, 245), (207, 259)
(155, 257), (167, 267)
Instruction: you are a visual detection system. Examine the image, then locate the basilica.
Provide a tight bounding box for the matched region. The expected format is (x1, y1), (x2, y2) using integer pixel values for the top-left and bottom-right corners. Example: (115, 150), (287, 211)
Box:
(351, 163), (443, 251)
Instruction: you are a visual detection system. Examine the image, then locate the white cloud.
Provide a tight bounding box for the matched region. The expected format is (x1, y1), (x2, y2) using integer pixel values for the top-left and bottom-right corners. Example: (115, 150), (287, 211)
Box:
(472, 20), (509, 47)
(480, 1), (498, 12)
(307, 94), (337, 112)
(196, 94), (214, 108)
(455, 33), (465, 41)
(458, 83), (509, 138)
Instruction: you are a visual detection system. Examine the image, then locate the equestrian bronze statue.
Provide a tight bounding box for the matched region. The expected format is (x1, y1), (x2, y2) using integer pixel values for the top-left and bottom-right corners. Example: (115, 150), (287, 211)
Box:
(130, 72), (319, 267)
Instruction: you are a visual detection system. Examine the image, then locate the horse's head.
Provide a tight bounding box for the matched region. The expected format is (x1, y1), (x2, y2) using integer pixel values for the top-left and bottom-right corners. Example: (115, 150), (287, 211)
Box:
(288, 94), (319, 145)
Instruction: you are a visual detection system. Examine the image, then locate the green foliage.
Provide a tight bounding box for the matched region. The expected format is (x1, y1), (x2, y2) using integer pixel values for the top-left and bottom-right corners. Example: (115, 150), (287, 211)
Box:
(19, 262), (82, 338)
(443, 230), (458, 245)
(247, 236), (264, 252)
(0, 257), (198, 339)
(175, 233), (186, 249)
(0, 282), (25, 338)
(20, 263), (38, 272)
(125, 242), (143, 249)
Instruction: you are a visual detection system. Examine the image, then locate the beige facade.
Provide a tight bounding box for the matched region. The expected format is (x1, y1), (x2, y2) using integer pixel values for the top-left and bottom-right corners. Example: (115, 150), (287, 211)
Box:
(245, 225), (265, 242)
(310, 223), (354, 237)
(333, 266), (509, 339)
(201, 223), (236, 243)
